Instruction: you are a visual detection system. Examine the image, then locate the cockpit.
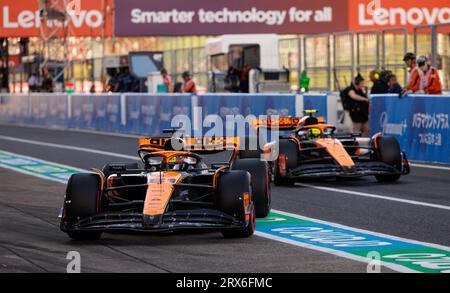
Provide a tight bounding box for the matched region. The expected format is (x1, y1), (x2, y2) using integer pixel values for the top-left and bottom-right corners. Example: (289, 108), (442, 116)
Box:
(144, 153), (207, 172)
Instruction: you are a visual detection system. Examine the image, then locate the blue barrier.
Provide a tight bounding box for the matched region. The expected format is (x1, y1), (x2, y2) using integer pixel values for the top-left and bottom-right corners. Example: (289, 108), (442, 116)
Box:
(123, 94), (191, 135)
(0, 93), (338, 137)
(197, 94), (296, 136)
(303, 94), (328, 119)
(371, 94), (450, 164)
(0, 94), (30, 125)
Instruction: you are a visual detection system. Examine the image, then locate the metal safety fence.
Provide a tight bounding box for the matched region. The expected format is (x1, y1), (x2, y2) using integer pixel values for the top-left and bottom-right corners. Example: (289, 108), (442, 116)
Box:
(278, 23), (450, 92)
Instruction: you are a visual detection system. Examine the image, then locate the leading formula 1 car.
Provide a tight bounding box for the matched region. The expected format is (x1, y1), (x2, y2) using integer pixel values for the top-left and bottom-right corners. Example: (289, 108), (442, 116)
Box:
(245, 110), (410, 186)
(60, 134), (271, 240)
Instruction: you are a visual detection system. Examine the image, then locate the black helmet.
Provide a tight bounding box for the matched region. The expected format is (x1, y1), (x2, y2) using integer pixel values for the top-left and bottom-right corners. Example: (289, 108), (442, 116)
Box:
(182, 71), (190, 79)
(403, 52), (416, 61)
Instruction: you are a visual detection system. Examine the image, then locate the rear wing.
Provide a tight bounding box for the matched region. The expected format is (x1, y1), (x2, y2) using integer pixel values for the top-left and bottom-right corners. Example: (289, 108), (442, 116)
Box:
(253, 116), (325, 130)
(253, 117), (302, 130)
(138, 136), (240, 153)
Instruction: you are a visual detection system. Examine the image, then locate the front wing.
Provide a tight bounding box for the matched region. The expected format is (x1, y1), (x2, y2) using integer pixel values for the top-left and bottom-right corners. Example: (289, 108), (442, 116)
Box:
(286, 161), (406, 179)
(61, 208), (246, 233)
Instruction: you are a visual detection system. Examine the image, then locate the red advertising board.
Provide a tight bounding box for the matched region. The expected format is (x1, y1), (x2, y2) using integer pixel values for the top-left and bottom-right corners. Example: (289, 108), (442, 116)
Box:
(0, 0), (113, 37)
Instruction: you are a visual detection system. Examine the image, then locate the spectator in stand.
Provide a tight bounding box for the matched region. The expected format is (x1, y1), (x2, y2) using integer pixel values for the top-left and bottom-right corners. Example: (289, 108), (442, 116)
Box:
(181, 71), (197, 94)
(388, 74), (403, 94)
(41, 67), (54, 93)
(117, 67), (135, 93)
(369, 70), (389, 94)
(346, 74), (370, 137)
(239, 64), (251, 93)
(416, 56), (442, 95)
(403, 52), (420, 94)
(160, 68), (173, 93)
(28, 73), (39, 92)
(105, 68), (119, 93)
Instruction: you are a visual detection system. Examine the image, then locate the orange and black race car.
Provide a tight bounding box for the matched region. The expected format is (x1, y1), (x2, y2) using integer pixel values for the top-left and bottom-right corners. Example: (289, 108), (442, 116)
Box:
(246, 110), (410, 186)
(60, 133), (271, 240)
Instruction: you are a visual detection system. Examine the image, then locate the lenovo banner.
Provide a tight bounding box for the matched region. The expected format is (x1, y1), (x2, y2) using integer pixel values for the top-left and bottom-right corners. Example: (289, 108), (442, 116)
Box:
(0, 0), (113, 37)
(349, 0), (450, 31)
(114, 0), (349, 36)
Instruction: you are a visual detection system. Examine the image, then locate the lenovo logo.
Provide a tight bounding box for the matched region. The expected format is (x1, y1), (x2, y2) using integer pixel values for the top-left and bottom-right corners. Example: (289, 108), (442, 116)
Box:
(358, 3), (450, 26)
(2, 6), (103, 29)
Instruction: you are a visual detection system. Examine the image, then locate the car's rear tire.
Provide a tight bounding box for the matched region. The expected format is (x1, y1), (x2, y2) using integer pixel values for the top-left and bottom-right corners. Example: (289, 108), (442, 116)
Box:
(373, 136), (402, 182)
(216, 171), (255, 238)
(63, 173), (103, 240)
(232, 159), (271, 218)
(274, 140), (298, 186)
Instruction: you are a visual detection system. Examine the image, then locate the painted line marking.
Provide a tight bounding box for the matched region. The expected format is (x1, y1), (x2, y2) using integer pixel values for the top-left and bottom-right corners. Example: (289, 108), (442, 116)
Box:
(0, 150), (85, 184)
(0, 135), (139, 161)
(297, 183), (450, 211)
(253, 231), (417, 273)
(257, 210), (450, 273)
(0, 123), (141, 139)
(410, 163), (450, 171)
(1, 128), (450, 171)
(1, 134), (449, 210)
(1, 150), (450, 273)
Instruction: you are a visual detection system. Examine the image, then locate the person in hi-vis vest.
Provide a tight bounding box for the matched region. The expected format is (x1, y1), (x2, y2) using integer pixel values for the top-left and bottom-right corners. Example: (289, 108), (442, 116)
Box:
(416, 56), (442, 95)
(403, 52), (421, 94)
(160, 68), (173, 93)
(181, 71), (197, 94)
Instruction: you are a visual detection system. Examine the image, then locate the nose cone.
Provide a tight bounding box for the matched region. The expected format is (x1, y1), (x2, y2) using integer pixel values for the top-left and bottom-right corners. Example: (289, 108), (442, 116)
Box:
(143, 214), (163, 226)
(343, 165), (356, 174)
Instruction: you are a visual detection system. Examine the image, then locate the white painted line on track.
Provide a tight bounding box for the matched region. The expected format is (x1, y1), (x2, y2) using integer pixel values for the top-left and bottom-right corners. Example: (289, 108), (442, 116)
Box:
(410, 163), (450, 171)
(1, 134), (450, 211)
(0, 123), (141, 139)
(253, 231), (417, 273)
(297, 183), (450, 211)
(272, 209), (450, 252)
(2, 125), (450, 171)
(0, 135), (139, 161)
(2, 150), (450, 273)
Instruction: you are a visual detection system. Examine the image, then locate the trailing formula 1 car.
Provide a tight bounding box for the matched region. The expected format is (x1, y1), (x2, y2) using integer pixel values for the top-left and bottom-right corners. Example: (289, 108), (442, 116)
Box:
(60, 135), (271, 240)
(248, 110), (410, 186)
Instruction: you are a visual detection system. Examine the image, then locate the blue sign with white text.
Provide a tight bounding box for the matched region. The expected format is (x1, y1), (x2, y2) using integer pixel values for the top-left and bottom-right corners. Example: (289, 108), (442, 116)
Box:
(371, 94), (450, 164)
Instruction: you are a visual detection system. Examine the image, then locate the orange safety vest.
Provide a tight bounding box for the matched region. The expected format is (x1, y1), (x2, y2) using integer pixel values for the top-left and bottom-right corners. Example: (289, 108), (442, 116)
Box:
(182, 79), (197, 94)
(406, 65), (421, 93)
(420, 67), (442, 95)
(163, 76), (173, 93)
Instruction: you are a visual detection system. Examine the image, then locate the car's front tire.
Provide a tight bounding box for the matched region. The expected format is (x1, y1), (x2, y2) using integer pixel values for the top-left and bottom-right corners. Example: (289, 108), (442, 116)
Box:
(62, 173), (103, 240)
(373, 136), (402, 182)
(216, 170), (255, 238)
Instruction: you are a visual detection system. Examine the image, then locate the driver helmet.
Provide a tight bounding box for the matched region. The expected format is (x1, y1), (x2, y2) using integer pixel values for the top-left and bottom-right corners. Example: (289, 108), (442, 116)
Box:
(306, 128), (323, 140)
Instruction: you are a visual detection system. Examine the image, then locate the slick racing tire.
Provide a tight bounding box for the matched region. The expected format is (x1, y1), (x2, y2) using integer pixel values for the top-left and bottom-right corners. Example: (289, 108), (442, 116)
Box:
(233, 159), (271, 218)
(216, 170), (255, 238)
(64, 173), (103, 240)
(274, 139), (297, 186)
(373, 136), (402, 182)
(102, 162), (139, 179)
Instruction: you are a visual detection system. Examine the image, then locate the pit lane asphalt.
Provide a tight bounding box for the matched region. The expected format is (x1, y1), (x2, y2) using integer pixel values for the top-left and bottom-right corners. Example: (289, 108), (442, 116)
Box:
(1, 125), (449, 272)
